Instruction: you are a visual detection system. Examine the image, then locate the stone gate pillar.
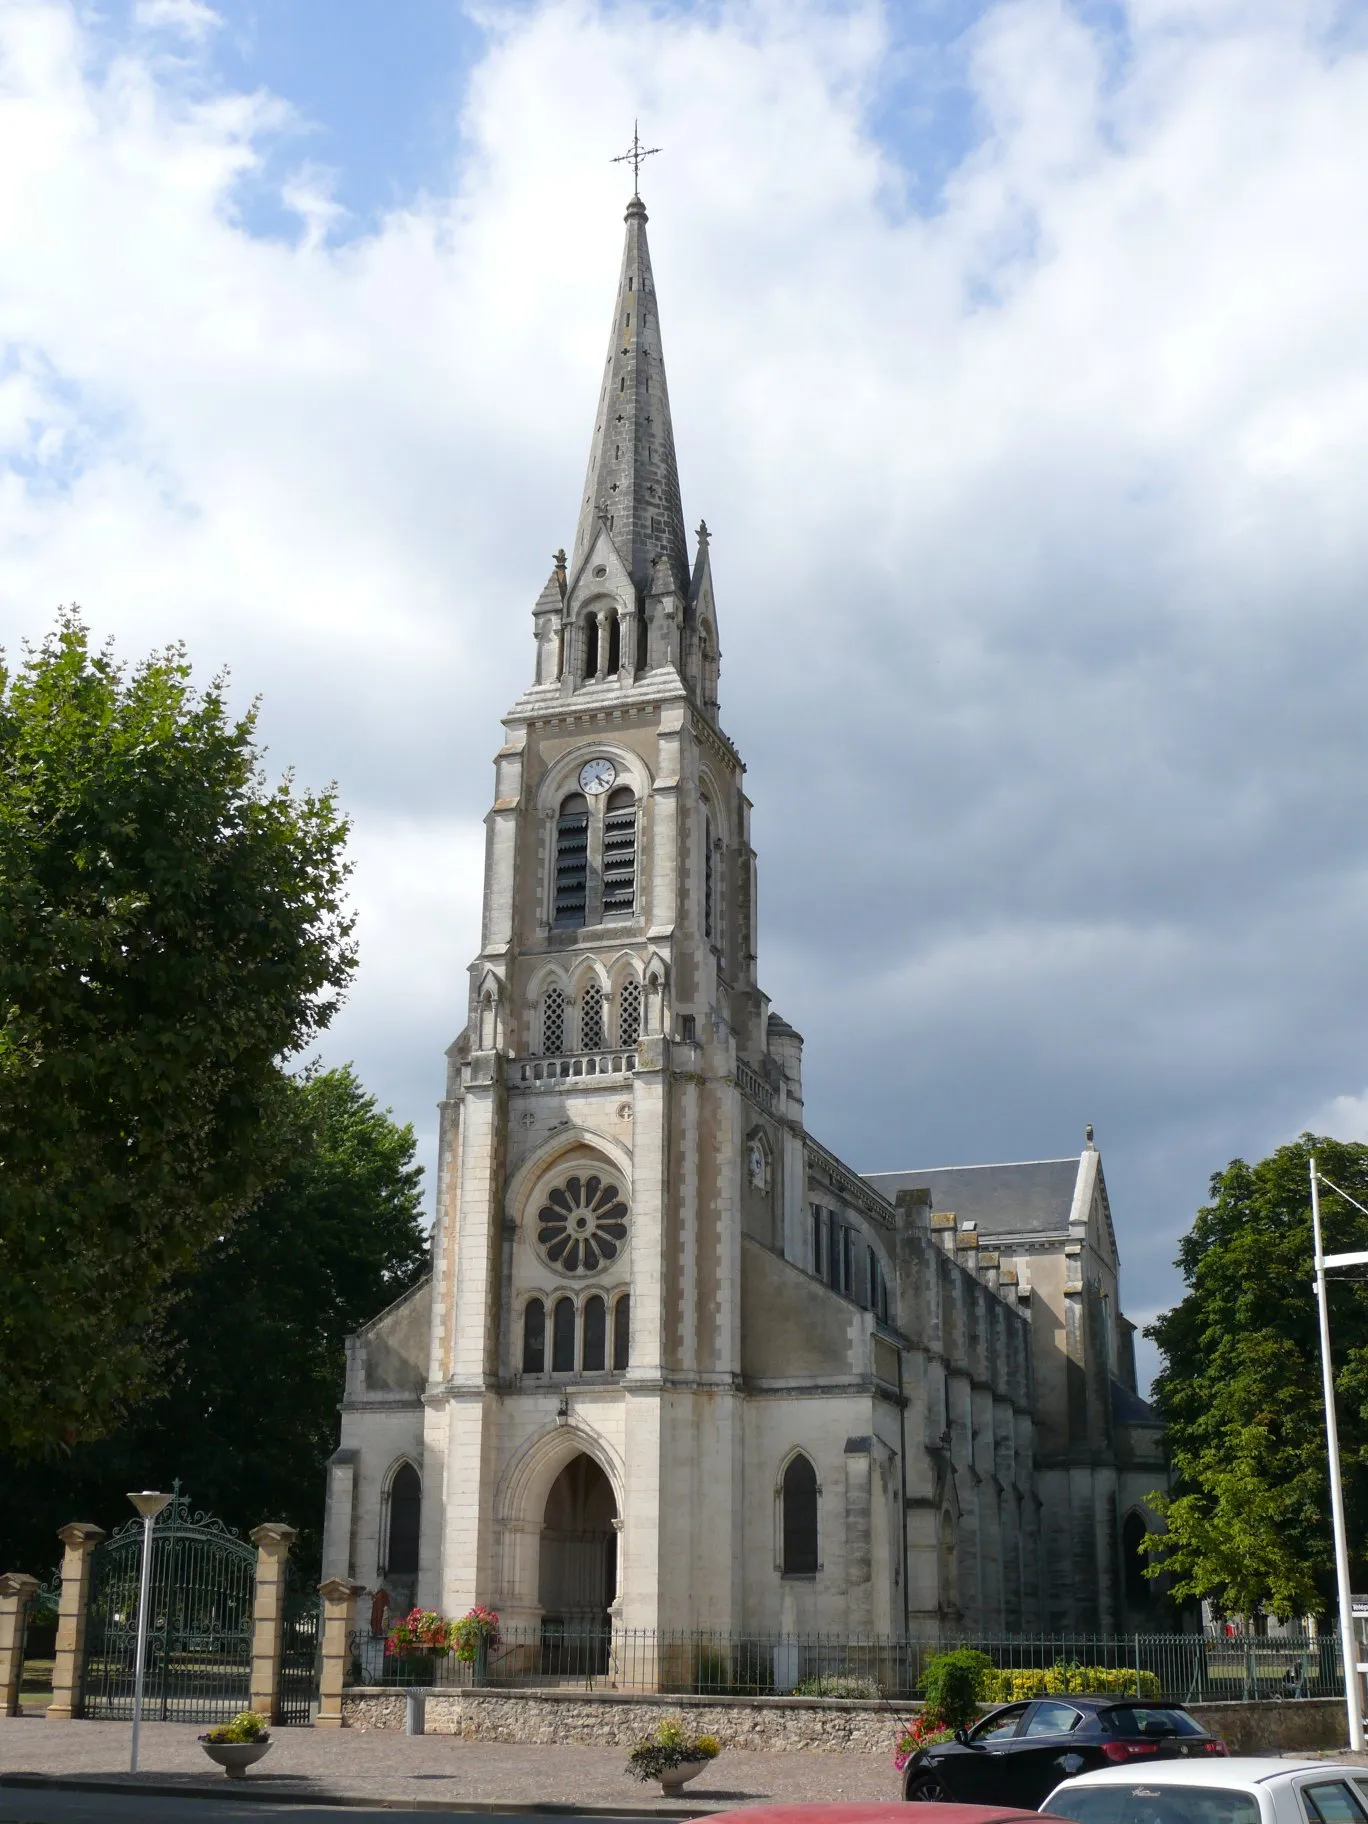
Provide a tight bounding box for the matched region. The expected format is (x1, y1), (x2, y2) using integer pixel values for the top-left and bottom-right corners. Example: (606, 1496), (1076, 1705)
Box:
(0, 1573), (40, 1717)
(248, 1523), (297, 1722)
(315, 1577), (363, 1730)
(46, 1523), (105, 1721)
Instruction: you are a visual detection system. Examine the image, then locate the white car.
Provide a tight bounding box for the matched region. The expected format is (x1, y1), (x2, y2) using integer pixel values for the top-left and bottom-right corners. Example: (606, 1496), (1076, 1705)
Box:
(1043, 1757), (1368, 1824)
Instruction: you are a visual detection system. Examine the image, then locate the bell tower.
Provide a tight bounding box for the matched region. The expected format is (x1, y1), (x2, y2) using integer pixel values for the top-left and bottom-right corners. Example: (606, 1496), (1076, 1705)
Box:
(420, 184), (786, 1638)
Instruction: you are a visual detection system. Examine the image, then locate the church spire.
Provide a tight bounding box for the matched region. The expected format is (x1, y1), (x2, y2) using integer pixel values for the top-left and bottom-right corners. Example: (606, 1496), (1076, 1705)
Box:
(570, 195), (688, 600)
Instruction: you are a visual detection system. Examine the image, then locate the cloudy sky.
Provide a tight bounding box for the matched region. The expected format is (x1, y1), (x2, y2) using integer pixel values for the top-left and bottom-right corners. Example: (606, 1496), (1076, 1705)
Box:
(4, 0), (1368, 1391)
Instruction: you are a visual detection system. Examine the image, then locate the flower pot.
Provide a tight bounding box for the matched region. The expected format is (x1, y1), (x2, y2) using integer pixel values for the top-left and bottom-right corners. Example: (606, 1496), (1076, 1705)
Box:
(660, 1758), (710, 1796)
(199, 1739), (272, 1779)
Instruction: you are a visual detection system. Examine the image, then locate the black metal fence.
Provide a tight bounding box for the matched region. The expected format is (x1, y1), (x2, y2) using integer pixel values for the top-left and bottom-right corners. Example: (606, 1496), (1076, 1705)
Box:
(345, 1624), (1345, 1703)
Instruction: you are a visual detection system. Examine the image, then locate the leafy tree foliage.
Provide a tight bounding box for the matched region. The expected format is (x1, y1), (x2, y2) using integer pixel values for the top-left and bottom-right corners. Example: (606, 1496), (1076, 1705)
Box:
(0, 1065), (428, 1575)
(1147, 1135), (1368, 1618)
(0, 612), (355, 1455)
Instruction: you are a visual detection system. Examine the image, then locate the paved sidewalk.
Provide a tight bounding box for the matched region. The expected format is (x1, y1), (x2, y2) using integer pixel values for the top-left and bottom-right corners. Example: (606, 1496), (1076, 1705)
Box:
(0, 1717), (899, 1812)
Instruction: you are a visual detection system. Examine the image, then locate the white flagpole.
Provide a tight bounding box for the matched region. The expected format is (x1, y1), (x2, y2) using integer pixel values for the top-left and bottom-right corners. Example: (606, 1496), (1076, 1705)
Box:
(1310, 1158), (1365, 1752)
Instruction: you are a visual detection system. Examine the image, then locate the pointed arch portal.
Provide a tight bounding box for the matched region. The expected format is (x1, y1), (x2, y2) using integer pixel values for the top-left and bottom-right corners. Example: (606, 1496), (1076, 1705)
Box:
(539, 1452), (617, 1673)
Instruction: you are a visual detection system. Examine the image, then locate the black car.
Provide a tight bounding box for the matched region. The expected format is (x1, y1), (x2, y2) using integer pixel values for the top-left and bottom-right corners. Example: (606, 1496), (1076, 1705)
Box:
(902, 1696), (1228, 1809)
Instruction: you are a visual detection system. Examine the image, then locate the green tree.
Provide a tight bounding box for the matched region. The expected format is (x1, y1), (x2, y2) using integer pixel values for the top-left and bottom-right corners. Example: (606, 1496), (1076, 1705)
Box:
(1147, 1134), (1368, 1618)
(0, 612), (355, 1455)
(0, 1065), (428, 1574)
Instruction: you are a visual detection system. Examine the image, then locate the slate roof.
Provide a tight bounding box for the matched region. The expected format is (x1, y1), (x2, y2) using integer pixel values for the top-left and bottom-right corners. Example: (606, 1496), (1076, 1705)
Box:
(1111, 1377), (1162, 1426)
(862, 1158), (1083, 1238)
(570, 194), (689, 599)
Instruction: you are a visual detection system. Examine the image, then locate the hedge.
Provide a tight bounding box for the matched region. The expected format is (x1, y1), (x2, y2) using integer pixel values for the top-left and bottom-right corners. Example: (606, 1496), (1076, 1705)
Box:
(982, 1666), (1161, 1702)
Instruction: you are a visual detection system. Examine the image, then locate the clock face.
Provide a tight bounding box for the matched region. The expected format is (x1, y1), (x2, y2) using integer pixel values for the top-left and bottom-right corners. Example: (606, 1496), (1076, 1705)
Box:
(578, 758), (617, 796)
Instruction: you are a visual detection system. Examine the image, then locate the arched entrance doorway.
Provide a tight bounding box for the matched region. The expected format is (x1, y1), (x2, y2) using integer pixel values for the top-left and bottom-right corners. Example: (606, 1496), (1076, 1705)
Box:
(538, 1452), (617, 1674)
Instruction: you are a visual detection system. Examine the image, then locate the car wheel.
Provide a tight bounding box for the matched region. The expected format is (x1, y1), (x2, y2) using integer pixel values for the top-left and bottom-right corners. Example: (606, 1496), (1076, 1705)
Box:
(905, 1770), (949, 1803)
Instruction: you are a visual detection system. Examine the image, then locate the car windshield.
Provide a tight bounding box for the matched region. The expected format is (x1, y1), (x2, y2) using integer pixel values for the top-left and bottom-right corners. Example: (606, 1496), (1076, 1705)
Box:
(1046, 1786), (1261, 1824)
(1103, 1707), (1206, 1738)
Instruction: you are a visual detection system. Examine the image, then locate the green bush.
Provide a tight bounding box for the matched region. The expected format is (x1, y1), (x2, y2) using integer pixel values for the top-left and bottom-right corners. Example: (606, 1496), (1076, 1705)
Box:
(919, 1649), (994, 1729)
(627, 1717), (721, 1782)
(793, 1674), (881, 1699)
(202, 1710), (269, 1744)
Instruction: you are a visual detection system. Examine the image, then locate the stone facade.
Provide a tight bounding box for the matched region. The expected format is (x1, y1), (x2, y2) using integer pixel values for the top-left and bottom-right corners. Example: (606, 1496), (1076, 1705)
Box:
(324, 192), (1166, 1654)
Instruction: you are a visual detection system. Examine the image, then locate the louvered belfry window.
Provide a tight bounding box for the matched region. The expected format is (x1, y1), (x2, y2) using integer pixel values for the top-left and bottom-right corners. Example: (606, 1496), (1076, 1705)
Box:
(554, 793), (589, 927)
(602, 787), (637, 916)
(618, 978), (642, 1045)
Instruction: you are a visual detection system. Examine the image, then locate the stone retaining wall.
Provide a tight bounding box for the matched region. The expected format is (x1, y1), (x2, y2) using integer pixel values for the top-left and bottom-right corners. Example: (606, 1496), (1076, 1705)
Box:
(340, 1687), (1350, 1757)
(1188, 1700), (1346, 1754)
(341, 1687), (901, 1753)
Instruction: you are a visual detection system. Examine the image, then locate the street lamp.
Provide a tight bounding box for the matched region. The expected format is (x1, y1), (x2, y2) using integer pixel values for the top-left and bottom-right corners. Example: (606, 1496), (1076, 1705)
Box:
(126, 1491), (171, 1774)
(1310, 1159), (1368, 1753)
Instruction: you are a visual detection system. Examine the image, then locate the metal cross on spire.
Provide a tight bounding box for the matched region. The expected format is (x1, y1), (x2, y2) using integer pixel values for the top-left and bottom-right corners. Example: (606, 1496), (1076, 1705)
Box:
(612, 120), (660, 196)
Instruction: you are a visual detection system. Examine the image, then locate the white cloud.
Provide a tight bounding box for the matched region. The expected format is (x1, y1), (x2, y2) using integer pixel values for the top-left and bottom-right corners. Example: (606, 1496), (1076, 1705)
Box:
(132, 0), (222, 41)
(1304, 1094), (1368, 1147)
(3, 0), (1368, 1331)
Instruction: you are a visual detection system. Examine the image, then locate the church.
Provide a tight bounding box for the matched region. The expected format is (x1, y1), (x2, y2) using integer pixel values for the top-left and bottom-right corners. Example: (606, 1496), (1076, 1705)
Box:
(321, 187), (1168, 1658)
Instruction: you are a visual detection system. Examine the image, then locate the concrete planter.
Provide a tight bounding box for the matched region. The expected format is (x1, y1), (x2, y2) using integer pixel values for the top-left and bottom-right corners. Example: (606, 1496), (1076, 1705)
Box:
(660, 1758), (711, 1796)
(198, 1738), (273, 1779)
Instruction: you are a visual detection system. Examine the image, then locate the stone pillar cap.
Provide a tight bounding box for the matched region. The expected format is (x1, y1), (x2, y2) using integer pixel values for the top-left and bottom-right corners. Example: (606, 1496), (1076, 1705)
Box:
(56, 1522), (106, 1548)
(318, 1576), (365, 1601)
(0, 1572), (41, 1596)
(250, 1523), (298, 1548)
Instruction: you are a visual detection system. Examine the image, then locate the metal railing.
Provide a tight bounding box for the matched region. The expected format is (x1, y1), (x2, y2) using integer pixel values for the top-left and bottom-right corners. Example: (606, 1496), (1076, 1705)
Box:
(344, 1625), (1345, 1703)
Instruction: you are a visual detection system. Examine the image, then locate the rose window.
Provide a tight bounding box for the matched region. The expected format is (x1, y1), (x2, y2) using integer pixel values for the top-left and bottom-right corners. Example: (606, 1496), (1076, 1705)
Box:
(536, 1173), (629, 1273)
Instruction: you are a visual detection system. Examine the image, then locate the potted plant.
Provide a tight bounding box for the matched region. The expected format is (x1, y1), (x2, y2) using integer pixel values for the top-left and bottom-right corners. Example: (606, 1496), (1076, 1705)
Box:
(627, 1717), (721, 1796)
(450, 1604), (500, 1685)
(384, 1607), (454, 1684)
(199, 1710), (272, 1778)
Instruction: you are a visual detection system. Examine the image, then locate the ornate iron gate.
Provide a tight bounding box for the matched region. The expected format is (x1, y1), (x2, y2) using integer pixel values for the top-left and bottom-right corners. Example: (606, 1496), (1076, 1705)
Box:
(81, 1486), (256, 1722)
(277, 1560), (320, 1726)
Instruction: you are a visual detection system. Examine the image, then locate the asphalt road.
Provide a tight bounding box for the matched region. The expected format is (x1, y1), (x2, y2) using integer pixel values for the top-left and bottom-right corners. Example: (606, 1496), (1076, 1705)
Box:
(0, 1789), (664, 1824)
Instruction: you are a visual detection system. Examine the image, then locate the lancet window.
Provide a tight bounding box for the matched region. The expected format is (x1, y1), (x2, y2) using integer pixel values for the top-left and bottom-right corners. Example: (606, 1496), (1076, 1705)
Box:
(781, 1454), (819, 1576)
(703, 810), (715, 941)
(522, 1298), (546, 1373)
(580, 985), (604, 1050)
(582, 1294), (607, 1371)
(385, 1462), (421, 1576)
(551, 1295), (576, 1373)
(542, 985), (566, 1056)
(612, 1294), (630, 1370)
(618, 978), (642, 1045)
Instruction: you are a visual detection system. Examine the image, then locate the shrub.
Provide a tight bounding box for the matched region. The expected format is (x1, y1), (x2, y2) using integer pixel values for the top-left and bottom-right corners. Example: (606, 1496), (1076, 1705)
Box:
(202, 1710), (269, 1744)
(627, 1717), (722, 1782)
(385, 1608), (452, 1657)
(794, 1674), (881, 1699)
(981, 1663), (1161, 1703)
(451, 1605), (500, 1663)
(894, 1711), (955, 1769)
(919, 1649), (994, 1730)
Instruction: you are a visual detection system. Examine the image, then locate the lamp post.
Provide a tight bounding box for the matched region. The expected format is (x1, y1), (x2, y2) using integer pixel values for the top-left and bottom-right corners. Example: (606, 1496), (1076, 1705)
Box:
(1310, 1159), (1368, 1752)
(126, 1491), (171, 1774)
